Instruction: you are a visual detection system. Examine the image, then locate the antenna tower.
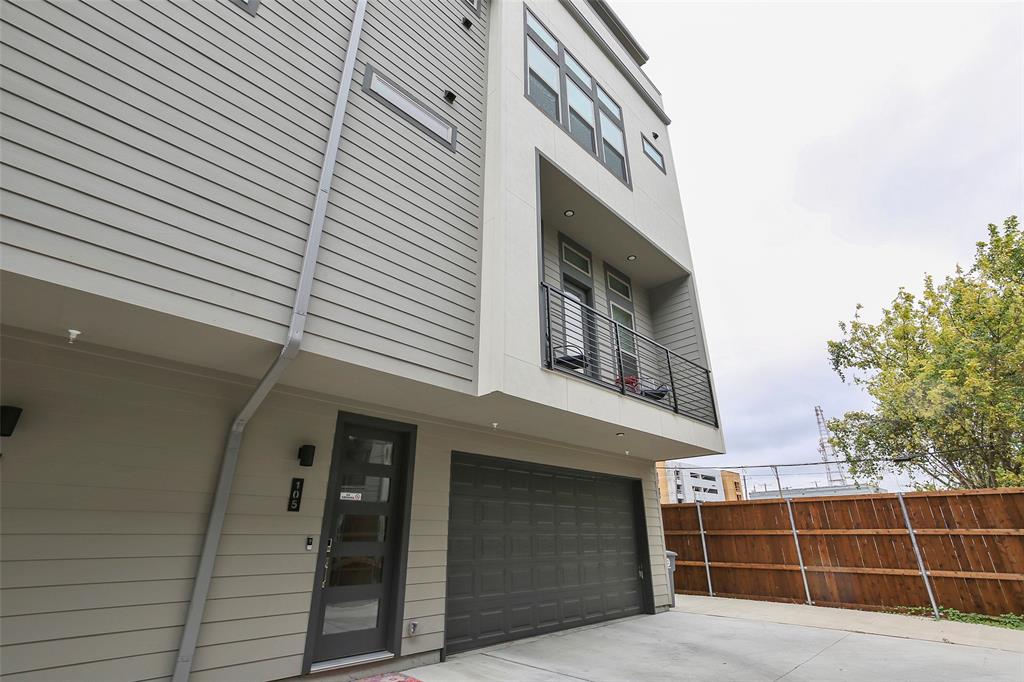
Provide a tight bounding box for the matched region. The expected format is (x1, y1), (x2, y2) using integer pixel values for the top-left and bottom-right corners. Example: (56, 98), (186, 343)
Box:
(815, 405), (848, 487)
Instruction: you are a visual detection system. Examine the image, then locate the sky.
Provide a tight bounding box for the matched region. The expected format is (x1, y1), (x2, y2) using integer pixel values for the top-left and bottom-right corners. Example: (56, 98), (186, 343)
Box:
(609, 0), (1024, 491)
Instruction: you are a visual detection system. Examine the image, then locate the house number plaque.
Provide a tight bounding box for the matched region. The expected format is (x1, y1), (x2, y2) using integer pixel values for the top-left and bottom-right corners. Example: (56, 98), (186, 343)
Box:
(288, 477), (304, 512)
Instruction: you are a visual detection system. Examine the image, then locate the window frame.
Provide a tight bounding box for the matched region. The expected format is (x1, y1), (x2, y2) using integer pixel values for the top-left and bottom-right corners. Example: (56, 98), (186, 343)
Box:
(641, 134), (666, 173)
(561, 240), (593, 278)
(606, 267), (632, 302)
(523, 5), (631, 188)
(362, 65), (458, 151)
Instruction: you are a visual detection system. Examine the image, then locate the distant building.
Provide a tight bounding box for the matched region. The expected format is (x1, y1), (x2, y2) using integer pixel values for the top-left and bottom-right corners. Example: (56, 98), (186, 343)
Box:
(721, 469), (744, 500)
(659, 465), (741, 503)
(748, 483), (886, 499)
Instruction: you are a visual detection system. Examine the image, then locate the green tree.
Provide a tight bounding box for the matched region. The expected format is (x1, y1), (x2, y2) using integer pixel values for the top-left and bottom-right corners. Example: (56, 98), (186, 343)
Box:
(827, 216), (1024, 489)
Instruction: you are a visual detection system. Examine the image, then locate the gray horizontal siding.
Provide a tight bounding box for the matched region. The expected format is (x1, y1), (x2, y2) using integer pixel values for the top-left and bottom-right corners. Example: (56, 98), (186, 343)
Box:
(650, 276), (707, 365)
(0, 0), (350, 339)
(309, 0), (489, 386)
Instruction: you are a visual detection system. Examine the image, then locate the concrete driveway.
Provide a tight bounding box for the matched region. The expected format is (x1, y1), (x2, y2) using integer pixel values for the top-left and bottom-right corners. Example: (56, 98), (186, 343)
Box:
(402, 597), (1024, 681)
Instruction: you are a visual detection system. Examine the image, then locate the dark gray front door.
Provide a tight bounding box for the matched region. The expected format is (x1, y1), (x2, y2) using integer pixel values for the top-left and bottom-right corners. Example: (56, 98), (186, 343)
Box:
(307, 419), (412, 665)
(444, 453), (649, 654)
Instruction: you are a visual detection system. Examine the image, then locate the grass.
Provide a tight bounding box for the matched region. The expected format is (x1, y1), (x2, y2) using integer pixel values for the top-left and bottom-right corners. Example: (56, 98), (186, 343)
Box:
(889, 606), (1024, 630)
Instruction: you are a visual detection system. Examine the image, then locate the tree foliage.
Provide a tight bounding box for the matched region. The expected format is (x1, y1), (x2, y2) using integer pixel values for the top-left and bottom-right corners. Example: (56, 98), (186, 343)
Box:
(827, 216), (1024, 489)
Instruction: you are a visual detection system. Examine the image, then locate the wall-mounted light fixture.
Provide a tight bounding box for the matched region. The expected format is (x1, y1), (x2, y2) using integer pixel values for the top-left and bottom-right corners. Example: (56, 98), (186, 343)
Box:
(652, 132), (659, 140)
(297, 444), (316, 467)
(1, 406), (23, 437)
(462, 17), (473, 30)
(443, 89), (457, 104)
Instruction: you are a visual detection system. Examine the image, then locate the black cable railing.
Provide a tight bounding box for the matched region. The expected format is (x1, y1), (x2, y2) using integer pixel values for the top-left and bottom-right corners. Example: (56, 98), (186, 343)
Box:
(541, 282), (718, 427)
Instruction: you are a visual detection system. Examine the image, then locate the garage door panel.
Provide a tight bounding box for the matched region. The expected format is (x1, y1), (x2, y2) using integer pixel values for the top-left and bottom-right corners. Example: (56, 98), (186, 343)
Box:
(444, 453), (648, 654)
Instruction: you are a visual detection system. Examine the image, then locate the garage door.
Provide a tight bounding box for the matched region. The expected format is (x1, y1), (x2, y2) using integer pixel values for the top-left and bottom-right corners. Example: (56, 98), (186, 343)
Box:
(444, 452), (649, 654)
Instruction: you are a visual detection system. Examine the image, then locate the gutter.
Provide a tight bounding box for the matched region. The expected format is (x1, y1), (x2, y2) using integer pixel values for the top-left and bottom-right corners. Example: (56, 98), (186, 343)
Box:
(171, 1), (370, 679)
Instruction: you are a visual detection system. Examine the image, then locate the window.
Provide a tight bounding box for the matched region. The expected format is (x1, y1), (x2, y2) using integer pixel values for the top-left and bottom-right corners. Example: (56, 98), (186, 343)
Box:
(363, 66), (456, 149)
(527, 38), (561, 121)
(610, 302), (637, 371)
(607, 270), (631, 301)
(642, 135), (666, 172)
(228, 0), (259, 15)
(600, 111), (627, 182)
(526, 10), (559, 53)
(561, 241), (592, 276)
(523, 7), (631, 186)
(597, 86), (621, 119)
(565, 51), (592, 88)
(566, 79), (596, 152)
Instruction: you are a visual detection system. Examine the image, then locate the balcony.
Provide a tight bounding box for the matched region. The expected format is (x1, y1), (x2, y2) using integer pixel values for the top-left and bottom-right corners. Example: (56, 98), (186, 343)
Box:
(541, 283), (717, 426)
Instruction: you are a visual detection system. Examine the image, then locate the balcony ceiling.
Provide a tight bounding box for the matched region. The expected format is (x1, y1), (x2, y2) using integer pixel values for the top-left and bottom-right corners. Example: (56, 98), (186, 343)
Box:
(540, 160), (687, 288)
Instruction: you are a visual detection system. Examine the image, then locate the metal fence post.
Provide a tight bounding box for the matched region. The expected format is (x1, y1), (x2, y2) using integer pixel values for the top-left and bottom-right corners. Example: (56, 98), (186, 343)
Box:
(695, 500), (714, 596)
(666, 348), (679, 413)
(897, 492), (941, 620)
(785, 498), (813, 605)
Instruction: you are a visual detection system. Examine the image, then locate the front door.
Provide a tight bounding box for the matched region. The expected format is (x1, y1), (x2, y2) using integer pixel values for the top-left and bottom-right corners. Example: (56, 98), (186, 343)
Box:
(307, 416), (413, 666)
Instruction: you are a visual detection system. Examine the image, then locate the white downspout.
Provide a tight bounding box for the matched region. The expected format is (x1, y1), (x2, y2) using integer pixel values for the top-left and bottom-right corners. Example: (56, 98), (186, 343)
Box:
(171, 2), (369, 679)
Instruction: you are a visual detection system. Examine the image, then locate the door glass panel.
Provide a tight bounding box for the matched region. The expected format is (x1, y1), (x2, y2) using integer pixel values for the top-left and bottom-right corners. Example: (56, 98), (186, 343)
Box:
(333, 514), (387, 543)
(322, 598), (380, 635)
(327, 555), (384, 586)
(339, 474), (390, 502)
(563, 289), (586, 373)
(345, 435), (393, 464)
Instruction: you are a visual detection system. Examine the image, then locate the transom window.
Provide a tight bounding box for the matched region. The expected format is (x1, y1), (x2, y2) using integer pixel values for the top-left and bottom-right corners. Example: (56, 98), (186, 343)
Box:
(561, 241), (592, 276)
(524, 7), (631, 185)
(607, 270), (632, 300)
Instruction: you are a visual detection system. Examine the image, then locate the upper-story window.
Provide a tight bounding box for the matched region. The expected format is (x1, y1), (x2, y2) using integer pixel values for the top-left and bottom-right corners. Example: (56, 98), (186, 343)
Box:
(561, 240), (592, 276)
(607, 270), (632, 301)
(642, 135), (666, 172)
(524, 7), (631, 186)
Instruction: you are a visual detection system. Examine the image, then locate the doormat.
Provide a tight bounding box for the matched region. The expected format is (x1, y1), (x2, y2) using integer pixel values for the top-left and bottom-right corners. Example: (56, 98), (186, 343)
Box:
(356, 675), (422, 682)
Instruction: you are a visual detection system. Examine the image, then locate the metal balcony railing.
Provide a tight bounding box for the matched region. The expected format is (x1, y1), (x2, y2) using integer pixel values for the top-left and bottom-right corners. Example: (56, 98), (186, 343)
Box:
(541, 282), (718, 427)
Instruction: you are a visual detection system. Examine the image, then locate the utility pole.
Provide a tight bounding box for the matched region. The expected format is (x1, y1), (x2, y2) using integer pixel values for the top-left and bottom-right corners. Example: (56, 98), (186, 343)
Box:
(772, 465), (783, 498)
(816, 406), (848, 487)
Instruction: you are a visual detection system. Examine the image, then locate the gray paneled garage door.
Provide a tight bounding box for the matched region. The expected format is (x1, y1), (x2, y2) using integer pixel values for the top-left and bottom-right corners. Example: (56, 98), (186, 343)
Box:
(444, 452), (648, 654)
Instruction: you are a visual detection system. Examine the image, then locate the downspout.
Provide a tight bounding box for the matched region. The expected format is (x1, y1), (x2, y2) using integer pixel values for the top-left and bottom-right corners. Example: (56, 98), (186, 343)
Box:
(171, 1), (369, 679)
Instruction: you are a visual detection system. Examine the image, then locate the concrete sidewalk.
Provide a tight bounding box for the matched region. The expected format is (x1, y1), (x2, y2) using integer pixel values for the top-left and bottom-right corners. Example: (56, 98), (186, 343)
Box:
(402, 596), (1024, 681)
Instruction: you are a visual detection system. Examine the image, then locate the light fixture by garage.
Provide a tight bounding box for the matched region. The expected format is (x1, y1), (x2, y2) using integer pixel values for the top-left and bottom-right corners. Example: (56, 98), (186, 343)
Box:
(563, 209), (575, 217)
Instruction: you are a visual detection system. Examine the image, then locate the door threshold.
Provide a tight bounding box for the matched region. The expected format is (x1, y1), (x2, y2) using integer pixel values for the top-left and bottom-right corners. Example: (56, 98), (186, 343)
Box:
(310, 651), (395, 674)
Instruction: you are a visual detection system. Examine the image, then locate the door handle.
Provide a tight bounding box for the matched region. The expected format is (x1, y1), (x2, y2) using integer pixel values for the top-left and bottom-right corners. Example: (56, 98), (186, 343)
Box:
(321, 559), (329, 588)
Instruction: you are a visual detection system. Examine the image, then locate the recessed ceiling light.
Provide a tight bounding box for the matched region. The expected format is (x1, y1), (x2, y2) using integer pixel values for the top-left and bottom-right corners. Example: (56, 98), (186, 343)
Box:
(616, 432), (625, 437)
(563, 209), (575, 217)
(626, 255), (637, 261)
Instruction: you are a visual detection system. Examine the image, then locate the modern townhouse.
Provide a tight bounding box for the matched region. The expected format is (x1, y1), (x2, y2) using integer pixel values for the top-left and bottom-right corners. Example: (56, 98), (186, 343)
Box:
(0, 1), (723, 680)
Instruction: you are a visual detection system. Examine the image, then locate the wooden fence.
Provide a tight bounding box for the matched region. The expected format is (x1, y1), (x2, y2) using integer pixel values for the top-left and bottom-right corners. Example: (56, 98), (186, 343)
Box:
(662, 488), (1024, 616)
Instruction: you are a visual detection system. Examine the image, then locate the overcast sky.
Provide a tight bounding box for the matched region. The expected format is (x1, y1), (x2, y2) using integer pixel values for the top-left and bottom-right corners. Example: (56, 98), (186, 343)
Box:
(610, 0), (1024, 491)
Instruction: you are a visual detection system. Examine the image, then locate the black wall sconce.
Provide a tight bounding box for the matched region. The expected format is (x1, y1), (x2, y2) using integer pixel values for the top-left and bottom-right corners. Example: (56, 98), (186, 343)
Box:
(462, 17), (473, 30)
(297, 444), (316, 467)
(444, 89), (457, 105)
(1, 406), (23, 437)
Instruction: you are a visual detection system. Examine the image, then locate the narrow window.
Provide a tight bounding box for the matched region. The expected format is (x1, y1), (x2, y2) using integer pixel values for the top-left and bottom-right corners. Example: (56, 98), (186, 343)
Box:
(642, 135), (666, 172)
(561, 241), (591, 276)
(526, 10), (559, 53)
(565, 51), (593, 88)
(566, 79), (596, 152)
(363, 67), (456, 149)
(600, 111), (627, 181)
(527, 38), (560, 122)
(610, 302), (637, 372)
(607, 270), (631, 301)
